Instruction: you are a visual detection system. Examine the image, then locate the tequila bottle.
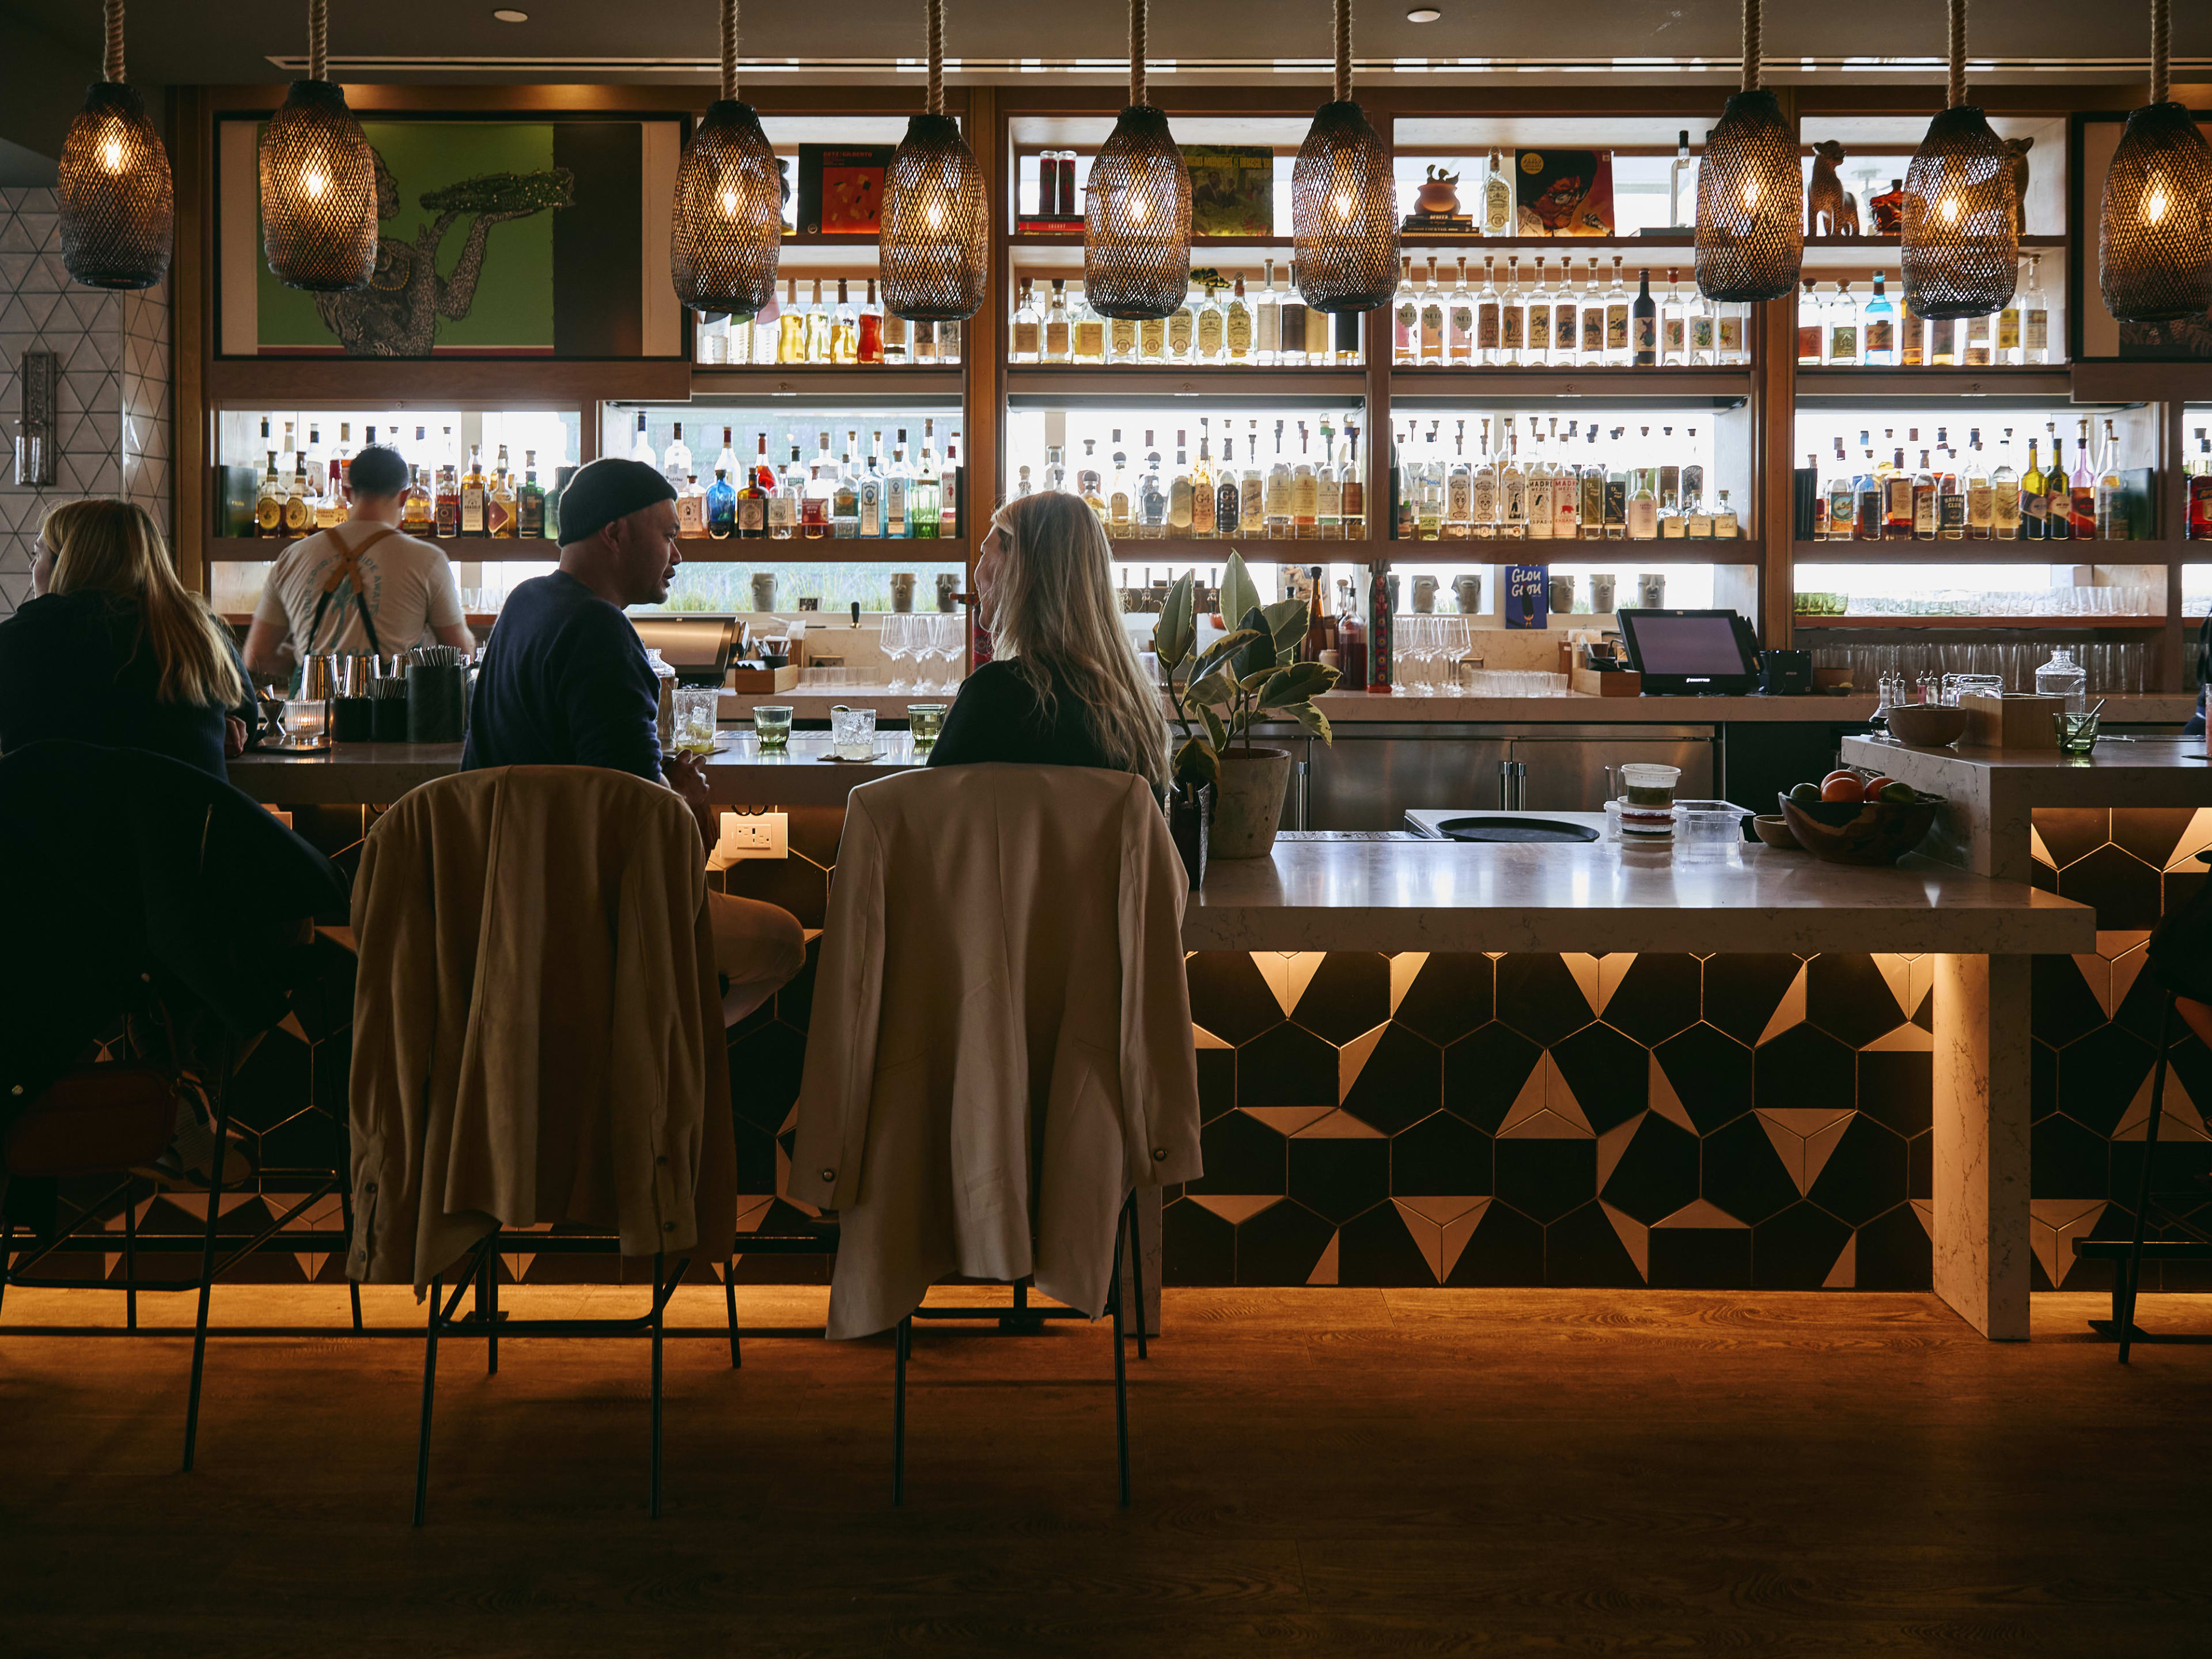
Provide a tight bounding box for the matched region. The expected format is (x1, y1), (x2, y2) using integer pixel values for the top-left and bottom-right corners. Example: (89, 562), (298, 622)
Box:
(1420, 256), (1446, 365)
(1475, 256), (1500, 365)
(1256, 259), (1282, 363)
(1446, 257), (1474, 363)
(1012, 279), (1040, 362)
(1444, 422), (1474, 540)
(1499, 256), (1525, 366)
(1528, 257), (1553, 360)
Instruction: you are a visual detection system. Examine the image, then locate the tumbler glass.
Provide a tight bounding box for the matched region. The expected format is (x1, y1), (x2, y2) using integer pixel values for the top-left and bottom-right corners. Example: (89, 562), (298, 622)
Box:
(753, 704), (793, 752)
(906, 703), (948, 749)
(832, 705), (878, 760)
(672, 685), (720, 756)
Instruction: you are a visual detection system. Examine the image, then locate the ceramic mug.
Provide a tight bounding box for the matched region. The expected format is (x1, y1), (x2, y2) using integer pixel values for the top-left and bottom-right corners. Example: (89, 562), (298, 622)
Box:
(1548, 573), (1576, 615)
(1638, 573), (1666, 610)
(1589, 574), (1617, 614)
(889, 571), (916, 613)
(1452, 574), (1482, 615)
(751, 573), (778, 612)
(937, 573), (960, 612)
(1411, 575), (1438, 613)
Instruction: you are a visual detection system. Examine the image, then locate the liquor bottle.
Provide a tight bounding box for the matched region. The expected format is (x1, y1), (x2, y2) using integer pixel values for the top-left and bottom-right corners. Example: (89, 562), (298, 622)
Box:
(1854, 438), (1881, 540)
(2020, 437), (2047, 539)
(1281, 262), (1310, 368)
(489, 446), (518, 538)
(885, 430), (912, 538)
(327, 421), (351, 499)
(1684, 278), (1713, 368)
(1526, 422), (1554, 541)
(1964, 305), (1992, 368)
(1291, 426), (1321, 539)
(1965, 433), (1993, 539)
(1481, 148), (1512, 235)
(801, 435), (833, 539)
(1884, 445), (1913, 539)
(1421, 256), (1447, 365)
(1552, 263), (1580, 368)
(1077, 437), (1106, 524)
(1338, 578), (1368, 690)
(1168, 429), (1195, 536)
(630, 410), (656, 467)
(459, 445), (487, 535)
(804, 279), (831, 362)
(1418, 424), (1447, 541)
(1139, 435), (1166, 539)
(1108, 430), (1133, 535)
(831, 280), (859, 365)
(1042, 279), (1070, 362)
(2096, 418), (2126, 540)
(774, 277), (805, 363)
(1631, 267), (1657, 367)
(1552, 421), (1580, 538)
(1626, 427), (1658, 540)
(1681, 425), (1705, 524)
(1251, 419), (1275, 539)
(881, 288), (911, 365)
(1256, 259), (1282, 363)
(1500, 422), (1529, 540)
(402, 464), (434, 535)
(431, 455), (459, 539)
(2069, 418), (2097, 538)
(1214, 434), (1242, 538)
(1929, 309), (1958, 368)
(1827, 278), (1859, 366)
(769, 442), (802, 540)
(1340, 422), (1366, 539)
(1658, 266), (1684, 365)
(1315, 419), (1343, 539)
(912, 420), (942, 539)
(2041, 429), (2070, 541)
(1605, 257), (1631, 365)
(1938, 443), (1966, 540)
(1796, 276), (1821, 365)
(2191, 427), (2212, 540)
(1997, 263), (2024, 365)
(1713, 490), (1740, 539)
(1010, 279), (1039, 362)
(1912, 450), (1938, 539)
(1715, 290), (1745, 364)
(1138, 305), (1166, 363)
(1447, 257), (1474, 363)
(1475, 256), (1501, 365)
(1604, 428), (1630, 539)
(1825, 438), (1855, 539)
(738, 435), (770, 537)
(857, 431), (886, 538)
(1528, 257), (1554, 361)
(661, 423), (692, 494)
(1107, 304), (1137, 364)
(1580, 261), (1606, 365)
(1325, 296), (1353, 363)
(1578, 427), (1604, 539)
(1166, 279), (1198, 361)
(1074, 283), (1107, 363)
(1224, 274), (1253, 363)
(1863, 272), (1897, 365)
(1264, 422), (1293, 539)
(1444, 421), (1474, 540)
(2022, 255), (2052, 365)
(255, 449), (283, 537)
(1656, 425), (1680, 516)
(1499, 256), (1526, 366)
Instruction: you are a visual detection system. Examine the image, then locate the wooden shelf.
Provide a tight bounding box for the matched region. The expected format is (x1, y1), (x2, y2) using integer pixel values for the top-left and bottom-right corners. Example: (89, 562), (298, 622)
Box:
(685, 368), (965, 400)
(1794, 539), (2184, 563)
(1793, 368), (2077, 402)
(1792, 613), (2166, 629)
(210, 535), (556, 560)
(1003, 366), (1368, 402)
(1389, 366), (1752, 403)
(209, 535), (969, 564)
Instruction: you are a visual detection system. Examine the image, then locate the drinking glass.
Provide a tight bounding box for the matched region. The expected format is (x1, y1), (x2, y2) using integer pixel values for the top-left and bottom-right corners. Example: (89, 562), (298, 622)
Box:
(882, 613), (914, 691)
(906, 703), (948, 749)
(832, 705), (878, 760)
(752, 704), (793, 752)
(2055, 711), (2100, 754)
(672, 685), (719, 755)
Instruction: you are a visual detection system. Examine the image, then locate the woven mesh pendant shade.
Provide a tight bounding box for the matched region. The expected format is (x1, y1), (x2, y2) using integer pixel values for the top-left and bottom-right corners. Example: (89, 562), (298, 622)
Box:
(259, 78), (378, 293)
(1694, 90), (1802, 303)
(879, 2), (987, 322)
(671, 99), (783, 316)
(1899, 1), (2016, 321)
(58, 81), (173, 291)
(1292, 3), (1397, 314)
(1085, 1), (1191, 321)
(2099, 3), (2212, 324)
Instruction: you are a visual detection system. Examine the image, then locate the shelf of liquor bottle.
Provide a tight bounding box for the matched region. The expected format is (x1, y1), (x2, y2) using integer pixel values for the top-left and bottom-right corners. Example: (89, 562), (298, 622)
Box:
(210, 535), (971, 563)
(1792, 539), (2187, 563)
(1793, 368), (2077, 402)
(1002, 366), (1369, 402)
(1385, 538), (1764, 563)
(1792, 613), (2166, 630)
(210, 536), (562, 561)
(685, 367), (966, 400)
(1387, 367), (1753, 403)
(1108, 539), (1382, 560)
(1798, 234), (2067, 268)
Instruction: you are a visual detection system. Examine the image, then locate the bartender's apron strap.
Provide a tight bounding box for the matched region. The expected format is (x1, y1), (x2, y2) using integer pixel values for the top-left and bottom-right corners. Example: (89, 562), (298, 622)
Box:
(304, 524), (401, 659)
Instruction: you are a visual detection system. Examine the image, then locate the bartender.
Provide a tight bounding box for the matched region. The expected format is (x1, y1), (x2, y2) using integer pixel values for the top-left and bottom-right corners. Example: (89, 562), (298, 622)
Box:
(464, 457), (804, 1024)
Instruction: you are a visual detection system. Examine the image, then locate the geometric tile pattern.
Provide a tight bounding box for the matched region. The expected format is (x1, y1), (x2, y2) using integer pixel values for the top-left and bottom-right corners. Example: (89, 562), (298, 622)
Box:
(0, 185), (170, 619)
(2028, 805), (2212, 1292)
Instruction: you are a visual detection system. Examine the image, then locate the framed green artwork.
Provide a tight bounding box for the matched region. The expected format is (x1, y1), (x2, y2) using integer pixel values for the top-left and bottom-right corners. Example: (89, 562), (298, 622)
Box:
(217, 113), (686, 359)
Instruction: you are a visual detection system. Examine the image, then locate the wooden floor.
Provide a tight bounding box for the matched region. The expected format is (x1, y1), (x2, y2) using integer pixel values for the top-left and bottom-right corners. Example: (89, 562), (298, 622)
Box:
(3, 1285), (2210, 1657)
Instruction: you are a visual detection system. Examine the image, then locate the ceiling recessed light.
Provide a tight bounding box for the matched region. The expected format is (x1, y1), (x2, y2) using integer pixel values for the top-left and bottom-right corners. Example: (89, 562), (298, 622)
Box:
(492, 7), (529, 20)
(1406, 6), (1441, 20)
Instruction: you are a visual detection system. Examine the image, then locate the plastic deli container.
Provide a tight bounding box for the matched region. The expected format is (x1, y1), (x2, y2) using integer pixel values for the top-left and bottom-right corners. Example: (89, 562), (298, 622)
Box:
(1615, 762), (1681, 840)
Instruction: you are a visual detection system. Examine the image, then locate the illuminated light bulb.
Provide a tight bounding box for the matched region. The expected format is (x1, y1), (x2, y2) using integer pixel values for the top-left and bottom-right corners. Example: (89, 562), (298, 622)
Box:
(304, 169), (329, 200)
(1940, 195), (1959, 225)
(1130, 194), (1150, 225)
(1334, 192), (1352, 219)
(926, 201), (944, 230)
(1741, 179), (1759, 211)
(102, 136), (123, 171)
(721, 188), (738, 216)
(2145, 176), (2171, 225)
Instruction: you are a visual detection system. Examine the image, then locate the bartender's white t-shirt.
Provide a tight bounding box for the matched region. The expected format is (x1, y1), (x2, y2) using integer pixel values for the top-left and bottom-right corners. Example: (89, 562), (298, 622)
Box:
(253, 519), (465, 658)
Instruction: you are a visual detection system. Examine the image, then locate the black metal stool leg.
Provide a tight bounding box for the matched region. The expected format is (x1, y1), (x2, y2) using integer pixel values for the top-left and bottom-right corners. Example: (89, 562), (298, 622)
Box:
(182, 1036), (235, 1474)
(2119, 991), (2177, 1364)
(123, 1177), (138, 1332)
(725, 1256), (741, 1369)
(1127, 1193), (1147, 1361)
(484, 1252), (499, 1377)
(1109, 1206), (1131, 1508)
(332, 1112), (362, 1332)
(650, 1251), (666, 1520)
(414, 1272), (443, 1527)
(892, 1315), (911, 1507)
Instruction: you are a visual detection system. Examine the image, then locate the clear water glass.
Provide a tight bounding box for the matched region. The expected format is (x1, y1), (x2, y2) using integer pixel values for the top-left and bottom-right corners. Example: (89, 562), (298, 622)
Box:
(753, 704), (793, 751)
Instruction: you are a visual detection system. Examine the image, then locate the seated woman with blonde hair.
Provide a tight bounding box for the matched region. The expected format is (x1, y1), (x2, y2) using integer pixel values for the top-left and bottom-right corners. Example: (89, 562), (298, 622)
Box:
(926, 488), (1167, 793)
(0, 499), (257, 778)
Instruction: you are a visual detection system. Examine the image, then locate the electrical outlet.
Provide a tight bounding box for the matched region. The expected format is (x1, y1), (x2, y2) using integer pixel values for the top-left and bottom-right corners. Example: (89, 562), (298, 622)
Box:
(718, 810), (788, 860)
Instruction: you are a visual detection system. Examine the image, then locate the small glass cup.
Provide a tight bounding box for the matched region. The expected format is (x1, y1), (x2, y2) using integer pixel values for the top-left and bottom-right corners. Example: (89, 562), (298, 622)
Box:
(907, 703), (948, 749)
(832, 705), (878, 760)
(753, 704), (793, 752)
(2054, 711), (2100, 755)
(672, 685), (719, 756)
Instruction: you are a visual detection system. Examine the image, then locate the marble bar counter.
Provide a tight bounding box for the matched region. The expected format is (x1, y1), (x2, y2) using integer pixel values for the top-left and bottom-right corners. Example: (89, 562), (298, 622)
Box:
(230, 735), (924, 808)
(1839, 734), (2212, 881)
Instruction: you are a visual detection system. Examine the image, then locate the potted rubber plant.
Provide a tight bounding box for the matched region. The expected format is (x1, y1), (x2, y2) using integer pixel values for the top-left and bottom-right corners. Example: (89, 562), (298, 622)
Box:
(1153, 554), (1338, 862)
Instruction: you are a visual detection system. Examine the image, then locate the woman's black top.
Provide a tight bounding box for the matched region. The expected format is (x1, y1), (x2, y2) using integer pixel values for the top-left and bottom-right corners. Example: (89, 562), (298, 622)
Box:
(926, 659), (1118, 774)
(0, 591), (253, 781)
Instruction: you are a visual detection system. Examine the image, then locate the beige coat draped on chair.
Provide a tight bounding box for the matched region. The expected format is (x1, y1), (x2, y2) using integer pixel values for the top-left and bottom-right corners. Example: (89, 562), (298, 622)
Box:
(346, 766), (735, 1290)
(787, 764), (1202, 1339)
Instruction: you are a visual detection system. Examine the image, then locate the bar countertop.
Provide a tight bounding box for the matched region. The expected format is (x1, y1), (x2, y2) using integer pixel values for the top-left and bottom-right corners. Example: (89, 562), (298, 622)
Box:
(1183, 831), (2093, 956)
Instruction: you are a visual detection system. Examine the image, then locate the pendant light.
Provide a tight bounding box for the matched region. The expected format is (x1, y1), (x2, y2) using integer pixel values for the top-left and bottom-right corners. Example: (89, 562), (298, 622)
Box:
(1083, 0), (1191, 321)
(258, 0), (378, 293)
(1900, 0), (2017, 321)
(1292, 0), (1398, 313)
(878, 0), (988, 322)
(2100, 0), (2212, 324)
(1693, 0), (1801, 304)
(57, 0), (173, 290)
(671, 0), (783, 319)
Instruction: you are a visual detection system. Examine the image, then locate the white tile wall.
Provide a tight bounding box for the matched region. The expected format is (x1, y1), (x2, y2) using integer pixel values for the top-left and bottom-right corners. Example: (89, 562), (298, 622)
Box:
(0, 186), (171, 618)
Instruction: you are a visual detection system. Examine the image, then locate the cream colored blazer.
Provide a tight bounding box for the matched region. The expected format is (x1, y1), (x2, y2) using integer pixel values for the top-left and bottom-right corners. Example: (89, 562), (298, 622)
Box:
(788, 764), (1202, 1338)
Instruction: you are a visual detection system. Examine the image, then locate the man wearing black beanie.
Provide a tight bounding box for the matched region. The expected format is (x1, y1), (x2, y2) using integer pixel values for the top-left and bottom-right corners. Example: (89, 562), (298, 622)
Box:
(466, 456), (804, 1024)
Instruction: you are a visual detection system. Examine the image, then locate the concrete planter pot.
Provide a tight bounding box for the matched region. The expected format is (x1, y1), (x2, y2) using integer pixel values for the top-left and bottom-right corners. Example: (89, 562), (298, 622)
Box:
(1209, 746), (1294, 859)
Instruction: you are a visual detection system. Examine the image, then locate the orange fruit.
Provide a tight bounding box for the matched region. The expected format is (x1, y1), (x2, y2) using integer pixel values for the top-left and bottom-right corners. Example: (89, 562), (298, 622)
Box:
(1820, 774), (1865, 803)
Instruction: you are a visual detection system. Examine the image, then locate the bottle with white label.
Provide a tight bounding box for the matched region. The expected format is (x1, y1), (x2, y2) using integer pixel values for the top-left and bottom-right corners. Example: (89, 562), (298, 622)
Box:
(1482, 149), (1513, 236)
(2022, 253), (2052, 364)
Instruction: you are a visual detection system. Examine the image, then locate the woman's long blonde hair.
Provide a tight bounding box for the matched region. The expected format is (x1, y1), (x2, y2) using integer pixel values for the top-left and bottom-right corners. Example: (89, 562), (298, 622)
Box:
(984, 490), (1167, 791)
(43, 499), (246, 710)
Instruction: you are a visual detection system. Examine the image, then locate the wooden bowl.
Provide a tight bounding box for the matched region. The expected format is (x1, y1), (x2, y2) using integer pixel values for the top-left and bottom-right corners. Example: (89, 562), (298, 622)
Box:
(1884, 704), (1969, 748)
(1752, 813), (1802, 850)
(1779, 791), (1942, 866)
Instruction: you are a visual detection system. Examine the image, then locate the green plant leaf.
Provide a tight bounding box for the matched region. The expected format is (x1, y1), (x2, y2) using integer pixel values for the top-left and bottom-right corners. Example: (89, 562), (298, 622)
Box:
(1220, 551), (1263, 635)
(1290, 702), (1334, 744)
(1201, 703), (1228, 753)
(1154, 571), (1196, 672)
(1260, 597), (1308, 667)
(1172, 735), (1219, 789)
(1257, 661), (1339, 710)
(1192, 627), (1263, 681)
(1185, 668), (1238, 711)
(1232, 606), (1278, 681)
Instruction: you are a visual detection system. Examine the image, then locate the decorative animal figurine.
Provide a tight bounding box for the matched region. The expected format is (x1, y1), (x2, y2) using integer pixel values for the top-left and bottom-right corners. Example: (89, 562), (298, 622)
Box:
(1415, 165), (1461, 218)
(1809, 139), (1859, 237)
(2004, 137), (2033, 232)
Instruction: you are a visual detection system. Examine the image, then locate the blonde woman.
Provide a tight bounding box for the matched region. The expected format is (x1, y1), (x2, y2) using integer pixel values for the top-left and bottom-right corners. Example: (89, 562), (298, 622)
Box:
(0, 499), (256, 778)
(927, 488), (1168, 793)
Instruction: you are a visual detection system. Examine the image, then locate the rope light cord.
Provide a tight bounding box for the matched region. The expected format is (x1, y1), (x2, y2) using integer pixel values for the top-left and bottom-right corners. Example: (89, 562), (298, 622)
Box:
(927, 0), (944, 116)
(1130, 0), (1146, 108)
(1946, 0), (1965, 109)
(309, 0), (327, 83)
(1741, 0), (1759, 93)
(103, 0), (124, 84)
(721, 0), (738, 102)
(1335, 0), (1353, 104)
(2150, 0), (2169, 104)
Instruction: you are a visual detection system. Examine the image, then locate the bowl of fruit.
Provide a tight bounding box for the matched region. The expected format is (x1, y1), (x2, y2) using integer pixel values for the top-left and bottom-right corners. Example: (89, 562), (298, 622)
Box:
(1779, 771), (1943, 866)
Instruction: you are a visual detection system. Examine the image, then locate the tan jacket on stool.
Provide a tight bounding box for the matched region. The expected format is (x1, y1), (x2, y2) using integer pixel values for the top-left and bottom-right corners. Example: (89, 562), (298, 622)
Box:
(346, 766), (735, 1290)
(788, 764), (1202, 1339)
